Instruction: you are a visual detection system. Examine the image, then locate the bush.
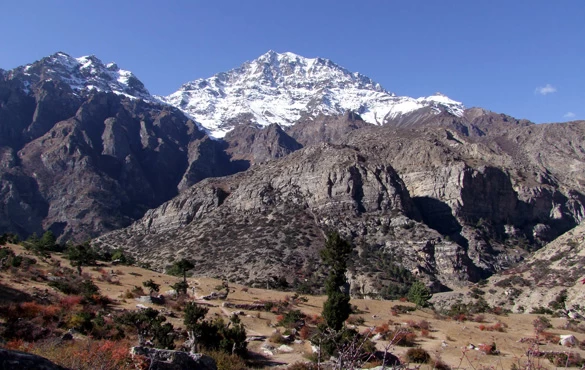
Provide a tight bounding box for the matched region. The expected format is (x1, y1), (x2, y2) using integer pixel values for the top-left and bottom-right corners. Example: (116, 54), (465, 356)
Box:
(204, 350), (247, 370)
(546, 352), (585, 367)
(346, 315), (366, 326)
(277, 309), (305, 328)
(269, 331), (288, 344)
(405, 347), (430, 363)
(533, 316), (552, 333)
(286, 362), (318, 370)
(28, 339), (140, 370)
(478, 342), (497, 355)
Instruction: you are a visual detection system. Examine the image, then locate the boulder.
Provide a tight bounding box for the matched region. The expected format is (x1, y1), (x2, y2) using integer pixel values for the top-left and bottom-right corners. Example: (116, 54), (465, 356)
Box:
(130, 347), (216, 370)
(559, 335), (577, 347)
(278, 344), (294, 353)
(0, 348), (68, 370)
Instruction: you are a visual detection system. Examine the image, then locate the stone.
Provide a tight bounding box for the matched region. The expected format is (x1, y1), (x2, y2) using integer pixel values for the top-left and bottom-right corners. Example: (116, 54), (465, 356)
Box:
(278, 345), (294, 353)
(0, 348), (68, 370)
(130, 346), (216, 370)
(559, 335), (577, 347)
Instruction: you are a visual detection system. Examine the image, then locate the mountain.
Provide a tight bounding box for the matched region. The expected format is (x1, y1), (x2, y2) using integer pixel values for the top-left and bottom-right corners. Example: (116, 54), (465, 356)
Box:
(2, 51), (584, 300)
(94, 120), (585, 293)
(94, 141), (481, 292)
(6, 52), (152, 100)
(161, 51), (466, 137)
(0, 52), (243, 241)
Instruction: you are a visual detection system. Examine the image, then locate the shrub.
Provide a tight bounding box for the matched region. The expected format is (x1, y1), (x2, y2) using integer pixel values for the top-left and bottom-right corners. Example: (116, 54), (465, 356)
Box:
(406, 320), (430, 330)
(346, 315), (365, 326)
(431, 358), (452, 370)
(171, 280), (188, 295)
(299, 326), (312, 340)
(533, 316), (552, 333)
(473, 314), (486, 323)
(286, 361), (318, 370)
(204, 350), (247, 370)
(392, 305), (416, 315)
(546, 352), (585, 367)
(540, 331), (560, 344)
(384, 329), (417, 346)
(478, 342), (497, 355)
(29, 339), (139, 370)
(60, 295), (83, 309)
(269, 331), (288, 344)
(405, 347), (430, 363)
(482, 322), (506, 332)
(277, 309), (305, 328)
(374, 323), (390, 335)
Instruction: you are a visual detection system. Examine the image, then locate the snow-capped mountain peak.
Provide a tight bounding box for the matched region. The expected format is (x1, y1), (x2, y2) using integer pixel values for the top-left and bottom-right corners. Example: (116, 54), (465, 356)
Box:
(162, 51), (465, 137)
(6, 52), (152, 100)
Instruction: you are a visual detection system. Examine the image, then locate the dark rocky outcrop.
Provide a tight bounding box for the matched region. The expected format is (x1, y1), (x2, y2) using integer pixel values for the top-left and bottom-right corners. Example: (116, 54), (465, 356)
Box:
(0, 348), (68, 370)
(94, 142), (491, 291)
(0, 62), (249, 241)
(130, 347), (216, 370)
(223, 122), (302, 165)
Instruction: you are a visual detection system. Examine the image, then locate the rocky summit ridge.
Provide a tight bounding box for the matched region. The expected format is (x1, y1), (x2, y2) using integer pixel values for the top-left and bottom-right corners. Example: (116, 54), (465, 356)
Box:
(5, 52), (152, 101)
(161, 50), (465, 137)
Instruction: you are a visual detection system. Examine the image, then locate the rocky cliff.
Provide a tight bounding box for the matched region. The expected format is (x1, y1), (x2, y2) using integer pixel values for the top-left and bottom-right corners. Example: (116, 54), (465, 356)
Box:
(93, 139), (517, 292)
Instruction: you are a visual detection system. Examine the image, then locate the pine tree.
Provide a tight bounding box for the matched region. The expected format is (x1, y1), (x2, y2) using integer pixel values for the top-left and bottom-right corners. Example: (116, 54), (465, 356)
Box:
(407, 281), (432, 307)
(321, 232), (352, 331)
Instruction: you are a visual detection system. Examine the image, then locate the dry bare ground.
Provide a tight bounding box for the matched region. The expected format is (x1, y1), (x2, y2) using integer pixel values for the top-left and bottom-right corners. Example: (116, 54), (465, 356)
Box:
(2, 243), (585, 369)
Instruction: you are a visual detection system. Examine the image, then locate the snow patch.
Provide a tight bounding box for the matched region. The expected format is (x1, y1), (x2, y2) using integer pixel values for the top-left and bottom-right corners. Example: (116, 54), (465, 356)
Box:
(163, 51), (465, 137)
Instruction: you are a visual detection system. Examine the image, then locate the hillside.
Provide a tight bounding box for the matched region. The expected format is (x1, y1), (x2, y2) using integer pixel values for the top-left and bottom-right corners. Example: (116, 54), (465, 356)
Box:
(3, 242), (585, 369)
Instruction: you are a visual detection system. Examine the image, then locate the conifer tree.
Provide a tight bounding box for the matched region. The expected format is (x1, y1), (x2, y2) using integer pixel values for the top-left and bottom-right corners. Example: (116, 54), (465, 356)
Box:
(321, 232), (352, 331)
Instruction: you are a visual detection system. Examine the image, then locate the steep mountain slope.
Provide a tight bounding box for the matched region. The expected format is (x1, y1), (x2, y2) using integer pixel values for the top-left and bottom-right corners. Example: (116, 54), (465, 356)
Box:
(94, 119), (585, 294)
(162, 51), (466, 137)
(0, 53), (243, 241)
(432, 222), (585, 314)
(94, 142), (489, 292)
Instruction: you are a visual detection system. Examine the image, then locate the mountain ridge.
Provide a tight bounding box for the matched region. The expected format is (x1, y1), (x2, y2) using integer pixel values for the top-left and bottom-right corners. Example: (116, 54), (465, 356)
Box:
(161, 50), (466, 137)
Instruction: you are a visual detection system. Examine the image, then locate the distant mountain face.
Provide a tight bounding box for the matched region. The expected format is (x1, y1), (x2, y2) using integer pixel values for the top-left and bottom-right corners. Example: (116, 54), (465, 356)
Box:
(5, 52), (152, 101)
(161, 51), (465, 137)
(0, 53), (242, 241)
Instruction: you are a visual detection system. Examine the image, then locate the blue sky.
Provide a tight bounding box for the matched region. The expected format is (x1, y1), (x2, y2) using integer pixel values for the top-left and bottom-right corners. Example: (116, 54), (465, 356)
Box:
(1, 0), (583, 123)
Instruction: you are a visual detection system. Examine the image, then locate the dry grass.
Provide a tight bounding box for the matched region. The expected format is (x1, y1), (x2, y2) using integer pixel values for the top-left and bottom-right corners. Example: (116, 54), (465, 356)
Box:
(2, 243), (585, 369)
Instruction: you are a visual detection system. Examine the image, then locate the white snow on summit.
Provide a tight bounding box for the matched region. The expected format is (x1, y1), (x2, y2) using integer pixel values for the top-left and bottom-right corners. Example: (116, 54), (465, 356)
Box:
(8, 52), (152, 101)
(162, 50), (465, 137)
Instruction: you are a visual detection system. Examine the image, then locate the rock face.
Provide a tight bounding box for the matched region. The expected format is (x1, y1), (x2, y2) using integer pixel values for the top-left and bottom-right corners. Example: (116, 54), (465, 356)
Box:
(130, 347), (216, 370)
(95, 118), (585, 294)
(0, 348), (68, 370)
(458, 222), (585, 313)
(0, 54), (252, 241)
(223, 122), (302, 165)
(94, 142), (500, 291)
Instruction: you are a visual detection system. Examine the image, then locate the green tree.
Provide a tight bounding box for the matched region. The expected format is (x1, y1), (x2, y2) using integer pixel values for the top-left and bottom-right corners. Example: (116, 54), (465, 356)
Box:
(167, 258), (195, 283)
(39, 231), (57, 251)
(183, 302), (247, 356)
(111, 249), (136, 265)
(143, 279), (160, 295)
(171, 280), (188, 295)
(407, 281), (432, 308)
(184, 302), (209, 352)
(321, 232), (352, 331)
(116, 307), (175, 349)
(66, 242), (97, 275)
